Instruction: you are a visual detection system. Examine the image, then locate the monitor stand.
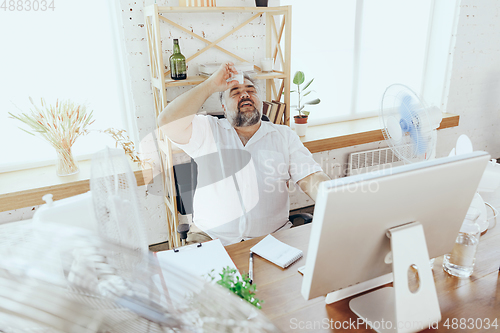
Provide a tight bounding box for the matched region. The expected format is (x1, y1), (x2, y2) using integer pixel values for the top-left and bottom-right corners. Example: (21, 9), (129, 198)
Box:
(325, 273), (393, 304)
(349, 222), (441, 333)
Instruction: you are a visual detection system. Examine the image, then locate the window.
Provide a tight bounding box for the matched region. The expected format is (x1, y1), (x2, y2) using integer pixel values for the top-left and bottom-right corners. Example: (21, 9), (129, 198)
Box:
(0, 0), (133, 172)
(281, 0), (459, 126)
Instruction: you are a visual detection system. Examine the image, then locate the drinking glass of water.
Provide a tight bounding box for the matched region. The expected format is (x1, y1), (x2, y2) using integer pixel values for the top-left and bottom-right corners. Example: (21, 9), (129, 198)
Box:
(443, 207), (482, 278)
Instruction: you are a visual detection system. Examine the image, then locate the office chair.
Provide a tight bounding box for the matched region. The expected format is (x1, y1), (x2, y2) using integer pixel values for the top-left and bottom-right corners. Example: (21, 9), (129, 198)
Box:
(288, 213), (313, 226)
(212, 113), (270, 122)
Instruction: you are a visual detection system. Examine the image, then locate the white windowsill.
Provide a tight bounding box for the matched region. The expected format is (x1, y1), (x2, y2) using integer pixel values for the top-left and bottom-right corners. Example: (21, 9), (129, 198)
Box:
(0, 159), (152, 213)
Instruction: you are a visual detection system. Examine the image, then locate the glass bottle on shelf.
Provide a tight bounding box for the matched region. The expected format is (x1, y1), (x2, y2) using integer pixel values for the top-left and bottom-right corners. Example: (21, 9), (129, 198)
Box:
(169, 39), (187, 80)
(442, 207), (481, 278)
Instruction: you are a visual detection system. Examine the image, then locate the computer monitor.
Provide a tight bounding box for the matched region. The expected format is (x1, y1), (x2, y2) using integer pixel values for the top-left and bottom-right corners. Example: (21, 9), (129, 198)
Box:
(301, 151), (490, 332)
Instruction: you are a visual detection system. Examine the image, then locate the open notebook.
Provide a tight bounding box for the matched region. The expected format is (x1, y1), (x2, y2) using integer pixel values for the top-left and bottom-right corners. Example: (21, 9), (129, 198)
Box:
(250, 235), (303, 268)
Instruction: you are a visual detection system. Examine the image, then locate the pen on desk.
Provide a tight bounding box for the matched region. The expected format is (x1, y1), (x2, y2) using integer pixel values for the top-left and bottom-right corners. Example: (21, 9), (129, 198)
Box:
(249, 252), (254, 285)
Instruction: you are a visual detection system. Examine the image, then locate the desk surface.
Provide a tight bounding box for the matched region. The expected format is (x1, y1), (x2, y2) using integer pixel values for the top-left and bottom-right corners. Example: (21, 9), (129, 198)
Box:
(225, 224), (500, 333)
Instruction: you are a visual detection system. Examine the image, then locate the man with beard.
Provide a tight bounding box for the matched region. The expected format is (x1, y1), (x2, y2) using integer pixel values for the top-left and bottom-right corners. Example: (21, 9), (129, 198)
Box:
(158, 62), (330, 245)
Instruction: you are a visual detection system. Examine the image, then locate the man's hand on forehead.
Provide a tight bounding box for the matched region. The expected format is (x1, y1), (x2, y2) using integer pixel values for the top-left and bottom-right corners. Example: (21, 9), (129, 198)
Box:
(225, 62), (237, 73)
(207, 61), (239, 94)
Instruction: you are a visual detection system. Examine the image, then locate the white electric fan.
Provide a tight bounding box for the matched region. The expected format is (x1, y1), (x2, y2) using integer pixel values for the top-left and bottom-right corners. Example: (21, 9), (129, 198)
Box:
(381, 86), (499, 232)
(0, 222), (279, 332)
(380, 84), (443, 163)
(2, 147), (279, 332)
(32, 148), (150, 285)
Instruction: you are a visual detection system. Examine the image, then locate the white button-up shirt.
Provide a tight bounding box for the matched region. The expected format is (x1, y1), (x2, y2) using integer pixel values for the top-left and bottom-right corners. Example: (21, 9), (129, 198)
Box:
(172, 115), (322, 245)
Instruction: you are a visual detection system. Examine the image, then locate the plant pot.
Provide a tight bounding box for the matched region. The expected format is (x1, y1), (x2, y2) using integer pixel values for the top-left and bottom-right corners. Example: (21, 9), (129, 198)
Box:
(294, 115), (308, 137)
(295, 123), (308, 137)
(255, 0), (268, 7)
(294, 115), (308, 124)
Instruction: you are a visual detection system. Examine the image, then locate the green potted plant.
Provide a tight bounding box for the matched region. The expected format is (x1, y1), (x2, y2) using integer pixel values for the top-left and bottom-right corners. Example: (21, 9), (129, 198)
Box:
(291, 71), (320, 136)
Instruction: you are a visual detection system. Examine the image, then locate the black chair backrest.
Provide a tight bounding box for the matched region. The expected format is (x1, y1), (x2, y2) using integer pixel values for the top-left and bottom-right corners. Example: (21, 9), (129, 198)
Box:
(211, 113), (270, 122)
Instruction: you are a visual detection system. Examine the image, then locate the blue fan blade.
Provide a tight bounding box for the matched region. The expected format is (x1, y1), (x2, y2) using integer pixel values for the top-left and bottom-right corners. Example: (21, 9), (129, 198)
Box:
(399, 94), (427, 156)
(408, 126), (427, 155)
(399, 95), (413, 121)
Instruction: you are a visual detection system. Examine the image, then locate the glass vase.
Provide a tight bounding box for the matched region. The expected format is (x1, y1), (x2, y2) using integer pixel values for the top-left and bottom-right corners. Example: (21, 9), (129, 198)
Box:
(56, 147), (79, 176)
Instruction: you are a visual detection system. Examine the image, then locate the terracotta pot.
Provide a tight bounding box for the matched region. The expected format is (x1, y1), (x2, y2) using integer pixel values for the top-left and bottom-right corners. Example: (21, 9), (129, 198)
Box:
(294, 115), (308, 124)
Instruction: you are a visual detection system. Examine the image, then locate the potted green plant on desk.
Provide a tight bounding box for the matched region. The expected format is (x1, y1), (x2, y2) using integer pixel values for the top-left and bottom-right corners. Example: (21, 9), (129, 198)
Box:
(292, 71), (321, 137)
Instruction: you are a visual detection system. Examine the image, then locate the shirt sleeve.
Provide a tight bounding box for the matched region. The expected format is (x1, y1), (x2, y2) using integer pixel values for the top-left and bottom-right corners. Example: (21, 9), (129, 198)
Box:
(168, 115), (210, 157)
(286, 127), (323, 183)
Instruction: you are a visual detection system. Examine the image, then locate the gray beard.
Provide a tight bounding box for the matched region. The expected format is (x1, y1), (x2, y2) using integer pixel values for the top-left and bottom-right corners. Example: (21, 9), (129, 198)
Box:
(227, 107), (261, 127)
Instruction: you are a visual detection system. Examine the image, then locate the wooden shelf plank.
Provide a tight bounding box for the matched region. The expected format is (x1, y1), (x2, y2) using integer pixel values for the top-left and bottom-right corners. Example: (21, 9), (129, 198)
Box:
(165, 76), (206, 87)
(157, 6), (288, 13)
(256, 71), (287, 80)
(165, 71), (286, 87)
(0, 160), (153, 213)
(301, 113), (460, 154)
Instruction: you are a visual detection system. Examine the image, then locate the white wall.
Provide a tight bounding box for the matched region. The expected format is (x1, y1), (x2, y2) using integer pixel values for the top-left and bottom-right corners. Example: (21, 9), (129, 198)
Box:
(435, 0), (500, 159)
(2, 0), (499, 245)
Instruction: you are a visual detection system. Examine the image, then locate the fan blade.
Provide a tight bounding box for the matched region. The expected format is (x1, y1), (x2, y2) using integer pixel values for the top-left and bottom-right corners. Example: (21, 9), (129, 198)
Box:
(399, 94), (427, 156)
(386, 116), (403, 142)
(398, 94), (413, 126)
(408, 125), (427, 156)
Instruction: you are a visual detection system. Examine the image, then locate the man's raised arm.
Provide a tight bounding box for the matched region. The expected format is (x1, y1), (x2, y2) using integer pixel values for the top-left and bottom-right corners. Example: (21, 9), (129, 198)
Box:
(157, 62), (239, 144)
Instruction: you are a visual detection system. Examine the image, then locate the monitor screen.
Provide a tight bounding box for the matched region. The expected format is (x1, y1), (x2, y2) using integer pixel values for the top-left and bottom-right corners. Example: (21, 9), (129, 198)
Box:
(301, 151), (490, 301)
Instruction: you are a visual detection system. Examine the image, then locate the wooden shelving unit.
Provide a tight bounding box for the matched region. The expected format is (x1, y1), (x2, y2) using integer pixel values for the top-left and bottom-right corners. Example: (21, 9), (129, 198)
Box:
(144, 5), (292, 248)
(164, 71), (287, 87)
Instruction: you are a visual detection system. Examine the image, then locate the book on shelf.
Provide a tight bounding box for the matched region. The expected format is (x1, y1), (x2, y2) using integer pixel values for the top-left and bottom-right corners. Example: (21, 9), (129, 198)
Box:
(262, 101), (272, 117)
(263, 100), (286, 124)
(273, 100), (286, 125)
(267, 101), (280, 123)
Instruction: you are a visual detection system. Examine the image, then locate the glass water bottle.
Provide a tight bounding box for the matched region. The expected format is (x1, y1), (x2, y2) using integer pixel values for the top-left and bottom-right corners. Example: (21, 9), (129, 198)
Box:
(443, 207), (481, 278)
(170, 39), (187, 80)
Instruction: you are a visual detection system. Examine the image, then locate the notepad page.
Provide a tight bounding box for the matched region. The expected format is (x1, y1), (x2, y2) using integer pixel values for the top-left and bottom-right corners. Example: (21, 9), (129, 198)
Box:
(156, 239), (240, 282)
(154, 239), (240, 309)
(250, 235), (303, 268)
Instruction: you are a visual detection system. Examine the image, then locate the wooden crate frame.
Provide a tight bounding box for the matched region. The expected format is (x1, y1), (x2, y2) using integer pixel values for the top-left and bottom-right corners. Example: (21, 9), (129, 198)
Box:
(144, 5), (292, 248)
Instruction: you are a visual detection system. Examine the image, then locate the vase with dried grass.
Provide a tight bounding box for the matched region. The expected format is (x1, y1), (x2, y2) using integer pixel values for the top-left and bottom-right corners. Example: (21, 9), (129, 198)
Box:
(9, 98), (94, 176)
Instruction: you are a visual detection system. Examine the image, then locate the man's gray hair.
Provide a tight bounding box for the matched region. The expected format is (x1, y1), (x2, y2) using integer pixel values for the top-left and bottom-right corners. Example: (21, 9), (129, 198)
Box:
(219, 73), (258, 107)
